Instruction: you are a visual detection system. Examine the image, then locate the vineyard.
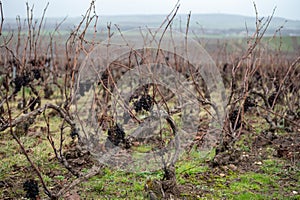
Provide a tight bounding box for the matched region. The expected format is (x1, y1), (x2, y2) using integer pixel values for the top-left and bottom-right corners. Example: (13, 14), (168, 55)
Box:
(0, 1), (299, 200)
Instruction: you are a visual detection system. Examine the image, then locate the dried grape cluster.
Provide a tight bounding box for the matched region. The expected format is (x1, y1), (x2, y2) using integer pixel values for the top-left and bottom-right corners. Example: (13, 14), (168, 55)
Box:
(107, 124), (125, 146)
(105, 124), (130, 149)
(23, 179), (39, 200)
(133, 94), (153, 112)
(244, 97), (256, 112)
(31, 69), (42, 80)
(13, 69), (43, 94)
(99, 72), (109, 88)
(13, 74), (31, 94)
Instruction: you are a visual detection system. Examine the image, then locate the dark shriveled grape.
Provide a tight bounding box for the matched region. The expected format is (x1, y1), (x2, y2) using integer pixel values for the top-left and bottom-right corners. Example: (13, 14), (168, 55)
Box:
(105, 124), (128, 149)
(31, 69), (41, 80)
(23, 179), (39, 200)
(13, 73), (32, 94)
(133, 94), (153, 112)
(13, 75), (24, 94)
(244, 97), (256, 112)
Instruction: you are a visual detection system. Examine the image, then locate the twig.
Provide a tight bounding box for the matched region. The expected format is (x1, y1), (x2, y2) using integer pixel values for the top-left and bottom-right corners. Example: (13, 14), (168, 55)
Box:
(34, 2), (49, 61)
(156, 2), (180, 59)
(0, 1), (4, 36)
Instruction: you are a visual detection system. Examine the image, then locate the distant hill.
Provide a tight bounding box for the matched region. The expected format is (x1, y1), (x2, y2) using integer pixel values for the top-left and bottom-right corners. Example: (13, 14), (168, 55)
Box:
(3, 14), (300, 36)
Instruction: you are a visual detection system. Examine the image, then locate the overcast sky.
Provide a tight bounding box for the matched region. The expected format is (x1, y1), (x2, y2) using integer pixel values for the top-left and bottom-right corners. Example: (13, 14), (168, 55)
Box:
(2, 0), (300, 20)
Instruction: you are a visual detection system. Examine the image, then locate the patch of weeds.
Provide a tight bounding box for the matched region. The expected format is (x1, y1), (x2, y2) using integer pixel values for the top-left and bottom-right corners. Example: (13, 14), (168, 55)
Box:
(81, 168), (89, 173)
(264, 146), (276, 157)
(80, 168), (146, 199)
(260, 159), (284, 174)
(132, 144), (153, 153)
(247, 114), (268, 134)
(176, 151), (210, 185)
(234, 134), (251, 152)
(54, 175), (65, 181)
(42, 174), (53, 185)
(0, 139), (19, 158)
(188, 145), (216, 162)
(135, 170), (162, 179)
(177, 162), (208, 176)
(232, 192), (266, 200)
(203, 171), (282, 199)
(228, 173), (279, 198)
(0, 153), (28, 178)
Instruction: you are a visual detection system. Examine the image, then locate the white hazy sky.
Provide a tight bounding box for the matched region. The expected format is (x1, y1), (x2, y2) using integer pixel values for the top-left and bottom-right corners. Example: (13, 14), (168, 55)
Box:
(2, 0), (300, 20)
